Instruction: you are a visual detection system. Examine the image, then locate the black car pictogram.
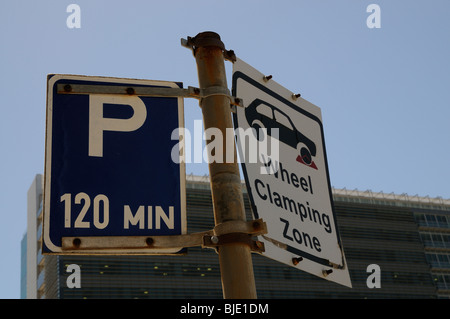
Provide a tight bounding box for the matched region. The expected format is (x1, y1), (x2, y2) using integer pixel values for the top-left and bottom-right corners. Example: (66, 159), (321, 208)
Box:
(245, 99), (317, 169)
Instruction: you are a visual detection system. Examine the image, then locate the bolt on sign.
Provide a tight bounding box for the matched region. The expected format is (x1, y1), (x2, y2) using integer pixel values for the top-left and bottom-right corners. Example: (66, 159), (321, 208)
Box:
(43, 74), (186, 254)
(232, 59), (351, 287)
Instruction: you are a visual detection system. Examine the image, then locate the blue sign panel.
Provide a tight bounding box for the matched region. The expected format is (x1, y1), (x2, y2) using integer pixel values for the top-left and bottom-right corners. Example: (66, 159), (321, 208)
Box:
(43, 75), (186, 254)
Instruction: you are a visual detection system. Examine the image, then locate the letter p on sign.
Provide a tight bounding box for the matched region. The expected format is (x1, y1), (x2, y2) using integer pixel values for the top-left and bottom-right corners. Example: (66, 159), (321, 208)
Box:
(89, 95), (147, 157)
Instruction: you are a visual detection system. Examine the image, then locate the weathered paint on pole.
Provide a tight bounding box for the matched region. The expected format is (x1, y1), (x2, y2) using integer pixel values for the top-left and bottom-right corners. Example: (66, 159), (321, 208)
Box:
(190, 31), (257, 299)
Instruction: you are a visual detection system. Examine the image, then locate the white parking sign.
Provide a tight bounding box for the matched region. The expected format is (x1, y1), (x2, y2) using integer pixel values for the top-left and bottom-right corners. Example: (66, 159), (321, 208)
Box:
(232, 59), (351, 287)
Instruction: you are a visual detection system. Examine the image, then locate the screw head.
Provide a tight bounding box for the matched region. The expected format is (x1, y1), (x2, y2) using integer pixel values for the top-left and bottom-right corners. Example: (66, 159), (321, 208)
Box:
(292, 93), (301, 100)
(292, 257), (303, 265)
(72, 238), (81, 248)
(322, 269), (333, 276)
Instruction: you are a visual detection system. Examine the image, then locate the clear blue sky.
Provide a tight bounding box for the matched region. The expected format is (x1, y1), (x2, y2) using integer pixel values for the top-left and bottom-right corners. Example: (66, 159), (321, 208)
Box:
(1, 0), (449, 299)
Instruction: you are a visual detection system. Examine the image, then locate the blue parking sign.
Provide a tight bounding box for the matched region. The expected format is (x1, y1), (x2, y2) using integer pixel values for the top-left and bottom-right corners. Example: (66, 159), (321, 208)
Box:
(43, 75), (186, 254)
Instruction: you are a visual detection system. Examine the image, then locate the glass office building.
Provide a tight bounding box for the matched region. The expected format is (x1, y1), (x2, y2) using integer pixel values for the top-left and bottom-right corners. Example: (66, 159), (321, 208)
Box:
(413, 207), (450, 298)
(22, 174), (450, 298)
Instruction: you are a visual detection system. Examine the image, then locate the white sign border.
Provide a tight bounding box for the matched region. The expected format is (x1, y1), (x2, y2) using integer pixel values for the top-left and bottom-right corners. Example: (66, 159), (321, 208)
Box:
(232, 59), (352, 287)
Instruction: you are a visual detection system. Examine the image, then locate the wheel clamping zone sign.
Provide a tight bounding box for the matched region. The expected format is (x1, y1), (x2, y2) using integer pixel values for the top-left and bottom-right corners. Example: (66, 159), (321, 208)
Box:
(232, 59), (351, 287)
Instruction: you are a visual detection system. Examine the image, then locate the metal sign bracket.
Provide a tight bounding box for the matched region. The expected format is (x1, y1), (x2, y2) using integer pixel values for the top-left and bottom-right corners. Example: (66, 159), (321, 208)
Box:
(57, 83), (243, 112)
(61, 218), (267, 254)
(181, 36), (237, 63)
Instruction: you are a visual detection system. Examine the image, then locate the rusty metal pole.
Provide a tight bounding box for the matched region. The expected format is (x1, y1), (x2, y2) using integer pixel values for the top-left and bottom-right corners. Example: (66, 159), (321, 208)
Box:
(189, 31), (257, 299)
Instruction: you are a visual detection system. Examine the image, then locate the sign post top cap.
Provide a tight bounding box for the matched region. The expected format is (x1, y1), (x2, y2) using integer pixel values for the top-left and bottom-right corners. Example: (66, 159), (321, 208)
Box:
(182, 31), (236, 62)
(192, 31), (225, 50)
(196, 31), (221, 39)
